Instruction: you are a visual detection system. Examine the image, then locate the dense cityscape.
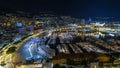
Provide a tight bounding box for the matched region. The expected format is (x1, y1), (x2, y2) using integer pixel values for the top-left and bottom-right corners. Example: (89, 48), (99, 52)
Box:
(1, 0), (120, 68)
(0, 11), (120, 68)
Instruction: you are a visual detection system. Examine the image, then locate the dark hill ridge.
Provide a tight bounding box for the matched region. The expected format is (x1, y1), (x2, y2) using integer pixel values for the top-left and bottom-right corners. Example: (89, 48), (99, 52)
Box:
(0, 7), (120, 21)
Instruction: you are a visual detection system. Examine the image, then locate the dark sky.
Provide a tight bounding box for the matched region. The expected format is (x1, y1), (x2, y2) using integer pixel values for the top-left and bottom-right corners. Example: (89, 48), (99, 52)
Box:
(0, 0), (120, 17)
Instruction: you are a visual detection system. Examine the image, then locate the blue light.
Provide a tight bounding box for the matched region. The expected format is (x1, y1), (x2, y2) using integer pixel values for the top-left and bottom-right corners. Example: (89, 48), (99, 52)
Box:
(88, 18), (92, 22)
(15, 22), (23, 27)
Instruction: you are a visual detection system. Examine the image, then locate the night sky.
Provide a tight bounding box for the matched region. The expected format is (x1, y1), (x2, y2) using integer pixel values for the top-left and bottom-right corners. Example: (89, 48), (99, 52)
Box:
(0, 0), (120, 17)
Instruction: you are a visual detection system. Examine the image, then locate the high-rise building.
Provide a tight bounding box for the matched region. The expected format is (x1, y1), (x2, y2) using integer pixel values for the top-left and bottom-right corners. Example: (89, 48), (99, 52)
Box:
(81, 19), (85, 24)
